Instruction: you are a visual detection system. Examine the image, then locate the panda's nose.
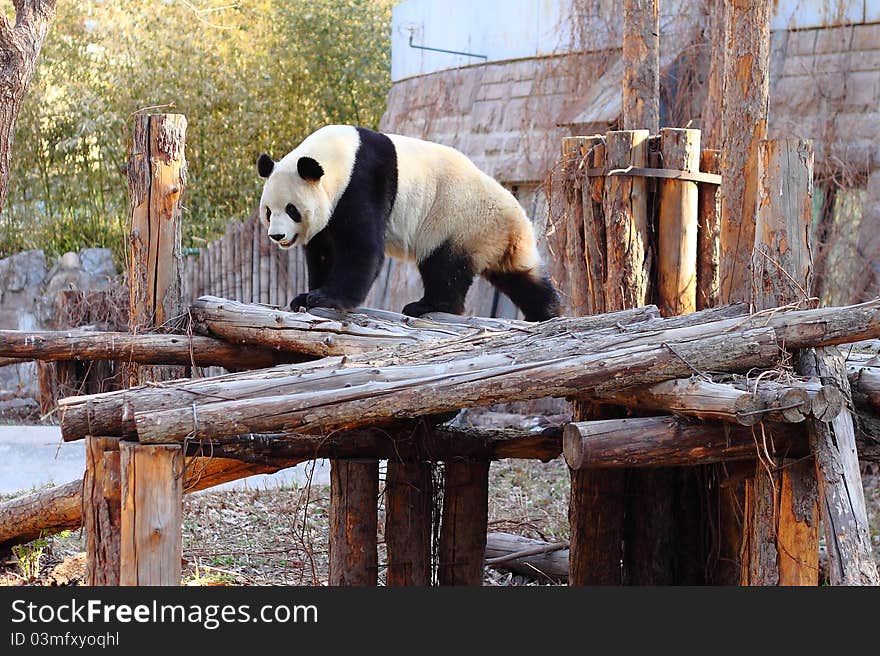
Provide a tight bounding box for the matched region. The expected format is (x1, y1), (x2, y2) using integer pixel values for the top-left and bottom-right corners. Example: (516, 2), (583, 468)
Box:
(269, 233), (285, 242)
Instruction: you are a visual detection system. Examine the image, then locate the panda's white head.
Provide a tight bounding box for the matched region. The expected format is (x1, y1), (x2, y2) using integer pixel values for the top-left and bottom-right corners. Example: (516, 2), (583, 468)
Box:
(257, 153), (329, 249)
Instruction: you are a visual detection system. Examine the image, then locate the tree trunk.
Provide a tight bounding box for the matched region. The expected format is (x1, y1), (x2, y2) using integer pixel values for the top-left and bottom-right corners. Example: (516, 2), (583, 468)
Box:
(438, 461), (489, 586)
(0, 2), (58, 213)
(384, 460), (433, 586)
(329, 458), (378, 586)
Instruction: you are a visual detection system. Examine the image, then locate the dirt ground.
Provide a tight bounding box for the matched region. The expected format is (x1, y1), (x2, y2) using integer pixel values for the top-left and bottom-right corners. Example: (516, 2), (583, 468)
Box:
(2, 409), (879, 586)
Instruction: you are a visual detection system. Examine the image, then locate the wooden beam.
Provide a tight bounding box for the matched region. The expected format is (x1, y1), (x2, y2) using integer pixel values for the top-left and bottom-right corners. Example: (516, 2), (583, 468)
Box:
(119, 443), (183, 586)
(697, 149), (722, 310)
(0, 329), (295, 369)
(438, 461), (489, 586)
(563, 416), (802, 469)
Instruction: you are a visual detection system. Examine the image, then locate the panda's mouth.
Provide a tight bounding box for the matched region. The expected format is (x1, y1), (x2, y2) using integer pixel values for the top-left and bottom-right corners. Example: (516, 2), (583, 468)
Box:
(278, 235), (298, 248)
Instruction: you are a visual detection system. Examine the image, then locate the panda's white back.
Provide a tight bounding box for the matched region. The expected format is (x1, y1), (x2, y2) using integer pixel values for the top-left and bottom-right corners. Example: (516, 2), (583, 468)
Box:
(385, 133), (535, 272)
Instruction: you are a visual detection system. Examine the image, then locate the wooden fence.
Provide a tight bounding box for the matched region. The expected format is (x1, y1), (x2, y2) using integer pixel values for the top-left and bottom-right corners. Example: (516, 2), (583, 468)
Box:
(182, 213), (521, 319)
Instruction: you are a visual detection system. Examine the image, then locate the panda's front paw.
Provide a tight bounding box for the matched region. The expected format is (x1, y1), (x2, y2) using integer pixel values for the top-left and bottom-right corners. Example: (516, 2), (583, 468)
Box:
(402, 300), (437, 317)
(289, 289), (352, 312)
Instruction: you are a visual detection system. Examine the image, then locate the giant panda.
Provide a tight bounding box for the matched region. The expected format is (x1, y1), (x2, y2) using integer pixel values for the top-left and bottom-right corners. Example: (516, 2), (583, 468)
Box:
(257, 125), (560, 321)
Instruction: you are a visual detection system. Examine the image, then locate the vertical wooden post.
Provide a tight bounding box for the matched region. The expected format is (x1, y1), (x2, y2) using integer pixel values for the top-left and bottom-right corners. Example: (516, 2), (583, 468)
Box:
(438, 461), (489, 586)
(702, 0), (728, 150)
(603, 130), (651, 308)
(657, 128), (701, 316)
(622, 0), (659, 132)
(127, 113), (187, 384)
(385, 460), (433, 586)
(85, 436), (121, 585)
(329, 458), (378, 586)
(718, 0), (771, 304)
(697, 149), (722, 310)
(741, 139), (819, 586)
(119, 442), (183, 586)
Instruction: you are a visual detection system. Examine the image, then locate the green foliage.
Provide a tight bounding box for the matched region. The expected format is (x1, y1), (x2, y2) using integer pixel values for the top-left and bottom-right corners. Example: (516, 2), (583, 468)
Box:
(1, 0), (392, 263)
(12, 535), (48, 581)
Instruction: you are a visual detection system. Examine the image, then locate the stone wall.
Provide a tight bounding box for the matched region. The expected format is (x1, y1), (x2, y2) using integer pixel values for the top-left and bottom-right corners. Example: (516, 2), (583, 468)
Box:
(0, 248), (117, 407)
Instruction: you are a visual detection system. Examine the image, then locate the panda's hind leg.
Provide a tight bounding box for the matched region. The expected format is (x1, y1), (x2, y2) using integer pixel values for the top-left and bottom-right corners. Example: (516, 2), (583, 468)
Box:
(484, 268), (561, 322)
(402, 241), (475, 317)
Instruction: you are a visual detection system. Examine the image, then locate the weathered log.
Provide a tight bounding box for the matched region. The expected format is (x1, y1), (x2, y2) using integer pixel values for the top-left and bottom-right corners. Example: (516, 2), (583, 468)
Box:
(0, 480), (82, 551)
(58, 305), (661, 441)
(181, 424), (563, 465)
(329, 458), (378, 586)
(718, 0), (771, 304)
(131, 301), (880, 445)
(563, 416), (802, 469)
(743, 137), (818, 586)
(849, 363), (880, 413)
(0, 329), (297, 369)
(439, 461), (489, 586)
(385, 460), (433, 586)
(622, 0), (659, 132)
(119, 443), (183, 586)
(799, 348), (879, 585)
(484, 532), (568, 582)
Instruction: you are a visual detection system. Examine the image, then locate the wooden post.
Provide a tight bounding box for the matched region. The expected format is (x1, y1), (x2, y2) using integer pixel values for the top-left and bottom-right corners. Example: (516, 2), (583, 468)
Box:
(742, 139), (819, 586)
(85, 436), (121, 585)
(384, 460), (433, 586)
(702, 0), (728, 149)
(329, 458), (378, 586)
(438, 461), (489, 586)
(799, 350), (880, 585)
(718, 0), (771, 304)
(127, 113), (187, 384)
(119, 442), (183, 586)
(622, 0), (659, 132)
(603, 130), (651, 309)
(657, 128), (701, 316)
(697, 149), (722, 310)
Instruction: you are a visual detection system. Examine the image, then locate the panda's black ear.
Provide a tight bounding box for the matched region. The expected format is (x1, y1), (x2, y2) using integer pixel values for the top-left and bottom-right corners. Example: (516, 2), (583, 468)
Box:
(297, 157), (324, 182)
(257, 154), (275, 178)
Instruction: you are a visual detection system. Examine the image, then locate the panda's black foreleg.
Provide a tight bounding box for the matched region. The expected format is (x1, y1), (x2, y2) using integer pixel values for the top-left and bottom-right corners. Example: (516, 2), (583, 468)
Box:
(304, 229), (334, 290)
(290, 230), (384, 312)
(483, 268), (561, 322)
(403, 241), (475, 317)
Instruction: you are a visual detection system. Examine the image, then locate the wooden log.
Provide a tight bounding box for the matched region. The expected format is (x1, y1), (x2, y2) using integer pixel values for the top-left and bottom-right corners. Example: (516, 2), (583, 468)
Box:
(849, 363), (880, 413)
(563, 416), (802, 469)
(603, 130), (651, 309)
(718, 0), (771, 304)
(85, 437), (121, 586)
(438, 461), (489, 586)
(119, 443), (183, 586)
(0, 329), (299, 369)
(0, 480), (82, 551)
(384, 461), (433, 586)
(184, 423), (561, 466)
(484, 532), (568, 582)
(553, 137), (592, 314)
(743, 137), (818, 586)
(697, 149), (721, 310)
(622, 0), (659, 132)
(329, 458), (378, 586)
(702, 0), (727, 149)
(799, 348), (879, 585)
(657, 128), (701, 316)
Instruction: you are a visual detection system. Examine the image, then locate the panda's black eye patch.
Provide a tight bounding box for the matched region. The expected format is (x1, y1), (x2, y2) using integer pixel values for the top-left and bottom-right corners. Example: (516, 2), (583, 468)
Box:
(264, 207), (271, 224)
(285, 203), (302, 223)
